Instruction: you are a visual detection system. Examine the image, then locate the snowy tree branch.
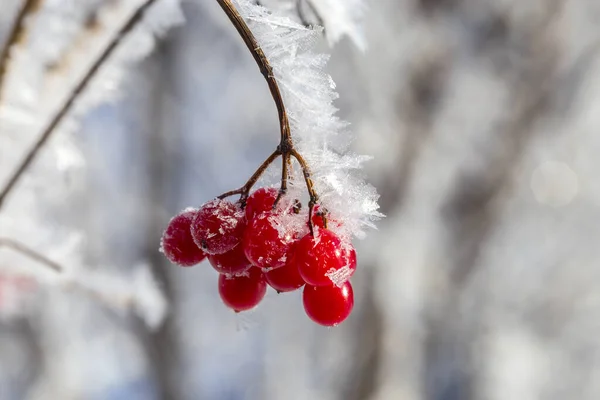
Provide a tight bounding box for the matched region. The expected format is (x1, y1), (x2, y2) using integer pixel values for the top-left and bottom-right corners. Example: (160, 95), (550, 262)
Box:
(0, 0), (159, 211)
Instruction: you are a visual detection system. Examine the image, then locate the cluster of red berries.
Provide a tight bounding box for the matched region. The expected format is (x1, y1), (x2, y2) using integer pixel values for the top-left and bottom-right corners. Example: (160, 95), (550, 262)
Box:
(160, 187), (356, 326)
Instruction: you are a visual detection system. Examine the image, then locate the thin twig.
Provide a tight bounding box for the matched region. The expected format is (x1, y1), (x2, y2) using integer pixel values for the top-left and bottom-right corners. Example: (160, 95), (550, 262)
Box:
(0, 0), (159, 211)
(272, 153), (290, 207)
(290, 148), (322, 233)
(0, 237), (147, 319)
(218, 149), (281, 203)
(0, 0), (43, 102)
(0, 237), (62, 272)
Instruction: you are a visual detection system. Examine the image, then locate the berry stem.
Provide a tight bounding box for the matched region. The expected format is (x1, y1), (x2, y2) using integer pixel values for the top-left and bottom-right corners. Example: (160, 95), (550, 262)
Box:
(218, 149), (281, 204)
(216, 0), (326, 233)
(272, 153), (290, 209)
(290, 148), (324, 233)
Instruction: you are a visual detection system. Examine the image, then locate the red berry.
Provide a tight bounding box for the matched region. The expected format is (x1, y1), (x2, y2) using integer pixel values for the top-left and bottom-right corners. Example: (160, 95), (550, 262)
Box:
(296, 229), (355, 286)
(243, 212), (297, 270)
(218, 268), (267, 312)
(302, 281), (354, 326)
(191, 199), (245, 255)
(264, 245), (305, 292)
(208, 244), (252, 276)
(245, 187), (279, 221)
(161, 209), (206, 266)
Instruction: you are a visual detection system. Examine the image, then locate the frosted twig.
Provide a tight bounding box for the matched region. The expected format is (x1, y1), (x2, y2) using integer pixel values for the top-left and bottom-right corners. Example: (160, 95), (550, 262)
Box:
(0, 0), (160, 211)
(216, 0), (326, 234)
(0, 237), (165, 327)
(0, 0), (42, 102)
(218, 149), (281, 202)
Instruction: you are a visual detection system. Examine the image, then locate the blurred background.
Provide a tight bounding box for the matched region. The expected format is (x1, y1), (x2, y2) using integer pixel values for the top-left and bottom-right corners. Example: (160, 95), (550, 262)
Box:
(2, 0), (600, 399)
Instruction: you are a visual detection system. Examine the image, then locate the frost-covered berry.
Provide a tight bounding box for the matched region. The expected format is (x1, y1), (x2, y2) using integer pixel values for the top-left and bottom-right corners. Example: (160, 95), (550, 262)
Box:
(303, 281), (354, 326)
(208, 243), (252, 276)
(160, 209), (207, 266)
(245, 187), (279, 221)
(264, 244), (305, 292)
(218, 268), (267, 312)
(243, 212), (297, 270)
(296, 229), (356, 287)
(191, 199), (245, 255)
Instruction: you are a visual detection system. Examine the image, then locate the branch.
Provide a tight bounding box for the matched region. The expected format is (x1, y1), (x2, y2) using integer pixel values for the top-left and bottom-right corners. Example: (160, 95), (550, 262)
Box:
(216, 0), (324, 233)
(0, 236), (165, 327)
(0, 0), (159, 211)
(0, 0), (43, 102)
(218, 149), (281, 203)
(0, 237), (62, 272)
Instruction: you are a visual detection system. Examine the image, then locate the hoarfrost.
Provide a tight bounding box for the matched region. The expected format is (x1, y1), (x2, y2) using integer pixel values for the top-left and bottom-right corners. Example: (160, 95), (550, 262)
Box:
(232, 0), (382, 240)
(325, 265), (353, 288)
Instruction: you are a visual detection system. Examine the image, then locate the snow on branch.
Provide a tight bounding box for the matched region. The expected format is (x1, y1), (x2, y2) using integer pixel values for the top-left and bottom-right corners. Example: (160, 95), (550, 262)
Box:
(232, 0), (381, 239)
(257, 0), (367, 50)
(0, 0), (183, 327)
(303, 0), (366, 50)
(0, 0), (184, 208)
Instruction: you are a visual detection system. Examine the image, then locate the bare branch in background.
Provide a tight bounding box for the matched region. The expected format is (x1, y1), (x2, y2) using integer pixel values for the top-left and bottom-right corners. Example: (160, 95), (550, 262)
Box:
(0, 0), (43, 102)
(0, 237), (62, 272)
(296, 0), (324, 29)
(0, 0), (159, 211)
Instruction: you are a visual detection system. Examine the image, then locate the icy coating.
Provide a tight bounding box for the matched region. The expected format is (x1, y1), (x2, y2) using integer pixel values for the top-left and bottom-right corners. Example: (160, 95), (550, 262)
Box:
(325, 265), (354, 288)
(191, 199), (245, 255)
(233, 0), (382, 240)
(242, 210), (303, 269)
(160, 208), (206, 266)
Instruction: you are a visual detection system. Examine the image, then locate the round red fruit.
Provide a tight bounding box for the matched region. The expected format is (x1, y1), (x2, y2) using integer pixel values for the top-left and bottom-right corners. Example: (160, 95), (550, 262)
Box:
(296, 229), (355, 286)
(191, 199), (245, 255)
(264, 245), (305, 292)
(245, 187), (279, 221)
(218, 268), (267, 312)
(208, 244), (252, 276)
(243, 213), (296, 270)
(303, 281), (354, 326)
(161, 208), (206, 266)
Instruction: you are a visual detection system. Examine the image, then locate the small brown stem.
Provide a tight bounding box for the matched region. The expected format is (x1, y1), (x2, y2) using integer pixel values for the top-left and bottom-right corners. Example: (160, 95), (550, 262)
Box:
(0, 237), (62, 272)
(217, 188), (244, 200)
(0, 0), (159, 211)
(286, 153), (293, 178)
(273, 153), (290, 208)
(290, 149), (322, 234)
(218, 149), (281, 204)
